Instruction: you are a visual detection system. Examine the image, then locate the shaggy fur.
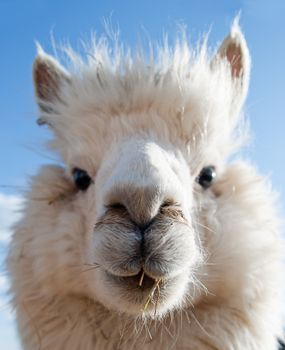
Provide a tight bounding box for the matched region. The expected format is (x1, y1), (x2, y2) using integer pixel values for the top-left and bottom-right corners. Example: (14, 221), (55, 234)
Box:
(7, 19), (284, 349)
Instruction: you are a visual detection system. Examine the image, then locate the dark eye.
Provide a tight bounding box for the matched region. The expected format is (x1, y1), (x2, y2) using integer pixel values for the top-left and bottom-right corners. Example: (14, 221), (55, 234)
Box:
(196, 166), (216, 189)
(72, 168), (92, 191)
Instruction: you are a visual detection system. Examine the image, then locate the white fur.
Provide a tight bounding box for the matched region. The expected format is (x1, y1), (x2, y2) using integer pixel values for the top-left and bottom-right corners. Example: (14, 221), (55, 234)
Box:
(7, 20), (284, 349)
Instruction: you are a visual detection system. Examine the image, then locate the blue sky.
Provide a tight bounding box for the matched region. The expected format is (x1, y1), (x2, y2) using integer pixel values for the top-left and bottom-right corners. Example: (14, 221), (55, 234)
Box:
(0, 1), (284, 349)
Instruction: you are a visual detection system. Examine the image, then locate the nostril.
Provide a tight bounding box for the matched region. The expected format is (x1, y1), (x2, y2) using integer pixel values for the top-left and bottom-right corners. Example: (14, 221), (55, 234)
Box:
(106, 203), (127, 211)
(161, 200), (173, 207)
(160, 199), (178, 211)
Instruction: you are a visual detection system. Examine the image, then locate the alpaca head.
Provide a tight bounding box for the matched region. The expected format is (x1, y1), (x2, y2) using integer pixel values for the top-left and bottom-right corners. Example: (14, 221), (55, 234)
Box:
(31, 21), (250, 318)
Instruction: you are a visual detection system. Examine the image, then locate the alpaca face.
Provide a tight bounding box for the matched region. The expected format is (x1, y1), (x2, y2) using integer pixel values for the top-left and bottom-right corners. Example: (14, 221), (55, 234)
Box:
(31, 24), (250, 318)
(83, 137), (200, 316)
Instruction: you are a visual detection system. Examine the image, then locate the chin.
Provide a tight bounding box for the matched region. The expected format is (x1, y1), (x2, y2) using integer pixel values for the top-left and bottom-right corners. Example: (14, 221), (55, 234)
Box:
(88, 268), (190, 318)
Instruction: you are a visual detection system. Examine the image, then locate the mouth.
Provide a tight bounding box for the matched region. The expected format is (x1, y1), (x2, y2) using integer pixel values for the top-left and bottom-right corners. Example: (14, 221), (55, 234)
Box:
(106, 269), (161, 291)
(94, 267), (189, 317)
(105, 269), (165, 314)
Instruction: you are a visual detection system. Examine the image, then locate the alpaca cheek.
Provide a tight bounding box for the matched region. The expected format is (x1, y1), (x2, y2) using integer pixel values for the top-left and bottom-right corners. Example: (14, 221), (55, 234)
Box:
(30, 211), (87, 296)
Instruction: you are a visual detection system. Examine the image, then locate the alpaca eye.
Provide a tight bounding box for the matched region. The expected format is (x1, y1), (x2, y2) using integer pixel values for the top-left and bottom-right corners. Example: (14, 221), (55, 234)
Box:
(72, 168), (92, 191)
(196, 166), (216, 189)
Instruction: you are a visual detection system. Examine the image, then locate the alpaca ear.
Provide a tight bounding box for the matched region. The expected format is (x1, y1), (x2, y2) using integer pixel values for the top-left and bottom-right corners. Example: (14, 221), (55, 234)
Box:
(213, 20), (251, 108)
(33, 45), (70, 124)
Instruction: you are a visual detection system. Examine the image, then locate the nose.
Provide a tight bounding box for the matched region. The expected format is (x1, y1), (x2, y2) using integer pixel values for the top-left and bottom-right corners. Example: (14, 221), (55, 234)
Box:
(100, 139), (190, 227)
(107, 184), (163, 229)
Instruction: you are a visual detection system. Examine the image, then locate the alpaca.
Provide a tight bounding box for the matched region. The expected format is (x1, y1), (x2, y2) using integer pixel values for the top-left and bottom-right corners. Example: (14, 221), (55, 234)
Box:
(7, 20), (284, 349)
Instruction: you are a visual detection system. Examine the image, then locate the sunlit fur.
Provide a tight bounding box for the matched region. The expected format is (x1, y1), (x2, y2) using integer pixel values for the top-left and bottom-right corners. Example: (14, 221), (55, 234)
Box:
(8, 20), (284, 349)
